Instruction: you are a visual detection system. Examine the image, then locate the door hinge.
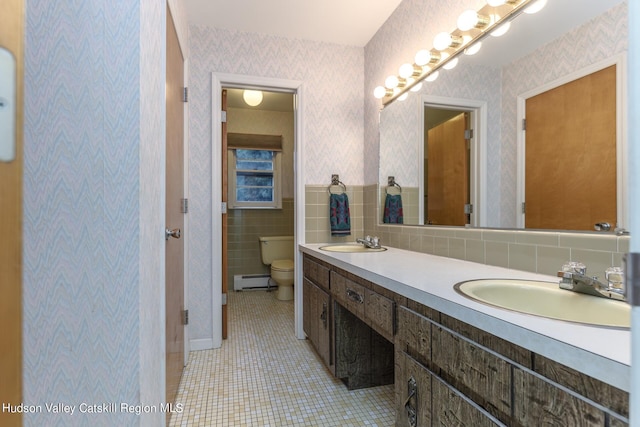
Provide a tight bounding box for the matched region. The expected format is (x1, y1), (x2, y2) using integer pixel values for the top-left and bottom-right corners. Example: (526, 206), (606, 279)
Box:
(464, 129), (473, 139)
(221, 110), (227, 123)
(464, 203), (473, 214)
(182, 309), (189, 325)
(181, 198), (188, 214)
(182, 87), (188, 103)
(522, 202), (526, 214)
(522, 118), (526, 131)
(222, 293), (227, 306)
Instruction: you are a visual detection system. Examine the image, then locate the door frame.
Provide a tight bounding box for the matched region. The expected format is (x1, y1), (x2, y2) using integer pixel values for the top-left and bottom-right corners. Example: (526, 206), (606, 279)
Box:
(516, 53), (628, 229)
(211, 73), (305, 348)
(421, 95), (488, 227)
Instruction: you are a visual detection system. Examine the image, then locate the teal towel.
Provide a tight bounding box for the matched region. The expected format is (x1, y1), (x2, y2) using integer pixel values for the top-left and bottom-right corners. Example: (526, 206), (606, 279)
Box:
(383, 194), (403, 224)
(329, 193), (351, 236)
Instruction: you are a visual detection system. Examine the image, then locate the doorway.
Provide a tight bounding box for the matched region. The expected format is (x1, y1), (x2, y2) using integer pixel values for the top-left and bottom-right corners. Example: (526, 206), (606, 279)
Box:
(222, 88), (296, 338)
(422, 96), (487, 227)
(211, 74), (305, 348)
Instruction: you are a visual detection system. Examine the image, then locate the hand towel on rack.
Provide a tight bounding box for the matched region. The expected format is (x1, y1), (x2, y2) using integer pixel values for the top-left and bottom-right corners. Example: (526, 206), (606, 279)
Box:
(329, 193), (351, 236)
(383, 194), (403, 224)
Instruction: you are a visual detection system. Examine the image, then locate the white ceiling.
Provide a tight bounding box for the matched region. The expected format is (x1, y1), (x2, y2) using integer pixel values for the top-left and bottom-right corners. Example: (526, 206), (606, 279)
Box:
(184, 0), (404, 47)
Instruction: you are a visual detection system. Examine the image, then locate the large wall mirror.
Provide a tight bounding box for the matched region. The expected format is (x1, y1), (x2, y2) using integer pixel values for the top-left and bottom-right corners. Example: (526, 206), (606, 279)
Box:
(378, 0), (627, 232)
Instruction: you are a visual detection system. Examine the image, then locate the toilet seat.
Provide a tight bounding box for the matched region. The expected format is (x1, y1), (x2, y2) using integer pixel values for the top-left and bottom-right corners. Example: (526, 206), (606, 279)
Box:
(271, 259), (294, 272)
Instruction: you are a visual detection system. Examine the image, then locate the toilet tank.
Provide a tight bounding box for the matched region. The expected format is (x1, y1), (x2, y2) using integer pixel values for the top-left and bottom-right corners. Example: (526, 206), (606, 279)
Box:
(259, 236), (294, 265)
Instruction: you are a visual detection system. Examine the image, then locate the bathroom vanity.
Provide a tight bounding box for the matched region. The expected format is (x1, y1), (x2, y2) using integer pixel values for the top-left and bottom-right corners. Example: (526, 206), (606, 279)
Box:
(300, 244), (630, 426)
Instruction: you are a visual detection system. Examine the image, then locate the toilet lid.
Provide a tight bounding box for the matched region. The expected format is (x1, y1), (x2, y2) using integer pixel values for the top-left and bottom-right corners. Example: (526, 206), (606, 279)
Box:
(272, 259), (294, 271)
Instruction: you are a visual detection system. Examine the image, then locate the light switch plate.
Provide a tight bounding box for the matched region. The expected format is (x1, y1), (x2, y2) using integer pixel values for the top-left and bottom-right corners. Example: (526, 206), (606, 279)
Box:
(0, 47), (16, 162)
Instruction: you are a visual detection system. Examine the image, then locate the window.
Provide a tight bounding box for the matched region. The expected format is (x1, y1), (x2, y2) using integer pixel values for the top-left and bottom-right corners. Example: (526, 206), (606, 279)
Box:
(228, 148), (282, 208)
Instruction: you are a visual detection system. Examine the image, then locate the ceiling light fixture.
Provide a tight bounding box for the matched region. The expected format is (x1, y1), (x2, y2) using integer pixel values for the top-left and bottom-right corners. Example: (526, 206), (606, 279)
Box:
(243, 90), (263, 107)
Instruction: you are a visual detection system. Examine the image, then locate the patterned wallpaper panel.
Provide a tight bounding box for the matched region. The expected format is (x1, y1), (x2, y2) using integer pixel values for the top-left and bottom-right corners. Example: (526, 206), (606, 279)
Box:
(188, 25), (365, 341)
(23, 0), (178, 425)
(23, 1), (142, 425)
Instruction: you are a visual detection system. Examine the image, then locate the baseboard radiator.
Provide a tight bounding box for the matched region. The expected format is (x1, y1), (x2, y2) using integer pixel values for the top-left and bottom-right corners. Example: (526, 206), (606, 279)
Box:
(233, 274), (272, 291)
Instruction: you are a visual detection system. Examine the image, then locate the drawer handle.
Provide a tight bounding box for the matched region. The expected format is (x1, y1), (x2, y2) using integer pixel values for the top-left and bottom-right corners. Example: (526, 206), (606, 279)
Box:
(346, 288), (364, 304)
(320, 302), (328, 329)
(405, 376), (417, 427)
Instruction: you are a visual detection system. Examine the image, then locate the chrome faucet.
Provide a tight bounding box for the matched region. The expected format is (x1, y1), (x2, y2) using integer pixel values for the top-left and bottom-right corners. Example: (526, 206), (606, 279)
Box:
(557, 262), (626, 302)
(356, 235), (381, 249)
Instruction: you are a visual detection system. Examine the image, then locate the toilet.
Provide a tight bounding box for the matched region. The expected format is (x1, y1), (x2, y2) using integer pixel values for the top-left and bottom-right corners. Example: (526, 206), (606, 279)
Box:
(259, 236), (295, 301)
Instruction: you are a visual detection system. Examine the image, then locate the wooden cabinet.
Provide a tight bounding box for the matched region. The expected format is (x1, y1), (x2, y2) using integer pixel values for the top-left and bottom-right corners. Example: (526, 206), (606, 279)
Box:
(302, 278), (332, 371)
(303, 252), (629, 426)
(396, 303), (629, 427)
(396, 351), (502, 427)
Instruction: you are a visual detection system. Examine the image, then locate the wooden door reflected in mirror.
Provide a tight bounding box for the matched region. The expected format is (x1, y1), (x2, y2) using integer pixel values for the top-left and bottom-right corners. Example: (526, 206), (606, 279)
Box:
(524, 65), (617, 231)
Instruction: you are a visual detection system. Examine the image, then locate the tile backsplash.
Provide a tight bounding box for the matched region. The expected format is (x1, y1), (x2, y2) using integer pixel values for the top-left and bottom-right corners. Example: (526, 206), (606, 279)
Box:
(304, 184), (630, 279)
(305, 185), (364, 244)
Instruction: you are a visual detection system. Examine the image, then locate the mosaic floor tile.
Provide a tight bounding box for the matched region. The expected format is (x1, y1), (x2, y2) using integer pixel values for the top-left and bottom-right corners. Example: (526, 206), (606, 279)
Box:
(169, 291), (395, 426)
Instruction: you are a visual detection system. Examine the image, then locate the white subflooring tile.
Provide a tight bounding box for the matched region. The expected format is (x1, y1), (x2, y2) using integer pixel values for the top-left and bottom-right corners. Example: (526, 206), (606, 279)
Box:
(169, 290), (395, 426)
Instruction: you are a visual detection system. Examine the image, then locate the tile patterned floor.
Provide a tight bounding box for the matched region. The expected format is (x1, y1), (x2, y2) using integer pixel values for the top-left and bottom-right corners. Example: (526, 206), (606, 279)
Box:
(169, 291), (395, 426)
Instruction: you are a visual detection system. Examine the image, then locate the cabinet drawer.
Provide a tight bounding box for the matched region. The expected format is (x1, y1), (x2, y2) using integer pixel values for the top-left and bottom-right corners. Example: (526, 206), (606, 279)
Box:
(397, 351), (503, 427)
(303, 255), (330, 291)
(331, 271), (365, 318)
(396, 306), (432, 368)
(513, 367), (605, 426)
(432, 325), (511, 421)
(365, 288), (394, 340)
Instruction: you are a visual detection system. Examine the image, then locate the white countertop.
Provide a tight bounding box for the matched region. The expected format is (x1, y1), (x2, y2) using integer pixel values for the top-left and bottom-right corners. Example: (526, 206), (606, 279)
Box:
(300, 243), (631, 392)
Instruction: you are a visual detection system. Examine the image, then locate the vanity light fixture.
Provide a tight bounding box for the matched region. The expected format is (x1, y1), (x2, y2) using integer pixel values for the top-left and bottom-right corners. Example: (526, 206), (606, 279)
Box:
(433, 32), (463, 51)
(487, 0), (517, 6)
(374, 0), (540, 106)
(243, 90), (263, 107)
(457, 10), (491, 31)
(490, 21), (511, 37)
(464, 41), (483, 56)
(443, 57), (459, 70)
(524, 0), (547, 14)
(414, 49), (440, 66)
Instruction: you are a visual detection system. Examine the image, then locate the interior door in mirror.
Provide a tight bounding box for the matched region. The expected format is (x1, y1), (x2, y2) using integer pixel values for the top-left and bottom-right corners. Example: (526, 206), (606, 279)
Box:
(524, 65), (616, 231)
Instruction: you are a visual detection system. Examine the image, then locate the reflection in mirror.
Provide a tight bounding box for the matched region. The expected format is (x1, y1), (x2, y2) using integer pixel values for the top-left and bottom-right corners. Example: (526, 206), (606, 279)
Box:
(378, 0), (627, 232)
(425, 107), (470, 226)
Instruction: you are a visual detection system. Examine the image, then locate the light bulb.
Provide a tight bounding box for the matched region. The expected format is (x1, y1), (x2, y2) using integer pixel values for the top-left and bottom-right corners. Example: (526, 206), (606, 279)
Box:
(443, 57), (459, 70)
(457, 10), (488, 31)
(398, 93), (409, 101)
(410, 82), (423, 92)
(491, 21), (511, 37)
(385, 75), (399, 89)
(243, 90), (263, 107)
(425, 71), (439, 82)
(374, 86), (389, 99)
(399, 63), (416, 79)
(464, 42), (482, 56)
(415, 50), (440, 66)
(433, 32), (461, 51)
(524, 0), (547, 14)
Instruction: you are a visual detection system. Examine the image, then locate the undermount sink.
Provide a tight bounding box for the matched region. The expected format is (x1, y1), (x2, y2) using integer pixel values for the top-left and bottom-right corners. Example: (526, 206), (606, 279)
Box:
(455, 279), (630, 328)
(319, 244), (387, 253)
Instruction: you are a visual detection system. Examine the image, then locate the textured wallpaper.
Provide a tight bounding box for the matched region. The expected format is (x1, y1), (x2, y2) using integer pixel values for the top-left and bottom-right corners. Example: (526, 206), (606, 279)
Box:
(23, 1), (141, 425)
(187, 25), (364, 341)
